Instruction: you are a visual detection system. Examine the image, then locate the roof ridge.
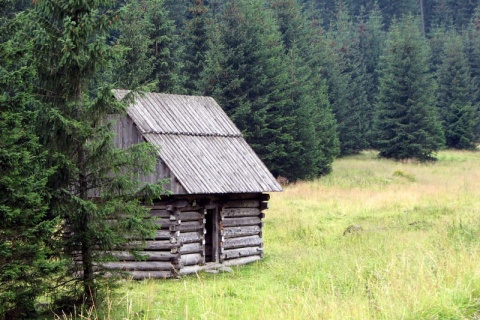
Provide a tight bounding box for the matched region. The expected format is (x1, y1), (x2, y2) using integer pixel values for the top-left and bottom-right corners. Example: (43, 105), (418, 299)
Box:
(143, 131), (243, 138)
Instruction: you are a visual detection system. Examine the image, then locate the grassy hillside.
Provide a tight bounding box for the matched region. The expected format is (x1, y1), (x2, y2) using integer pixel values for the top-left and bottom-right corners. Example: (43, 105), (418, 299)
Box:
(65, 150), (480, 320)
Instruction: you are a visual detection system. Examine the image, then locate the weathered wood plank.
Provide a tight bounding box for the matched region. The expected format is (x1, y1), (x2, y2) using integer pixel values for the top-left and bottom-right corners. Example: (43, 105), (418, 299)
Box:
(223, 235), (262, 250)
(146, 200), (189, 210)
(222, 226), (261, 238)
(222, 200), (260, 208)
(260, 201), (269, 210)
(180, 253), (203, 266)
(152, 230), (179, 240)
(126, 240), (181, 251)
(170, 221), (203, 232)
(178, 231), (203, 243)
(260, 193), (270, 201)
(179, 242), (202, 254)
(152, 219), (181, 228)
(222, 208), (261, 217)
(179, 211), (203, 221)
(104, 251), (179, 262)
(178, 265), (204, 275)
(99, 261), (173, 271)
(128, 271), (173, 280)
(148, 209), (170, 218)
(222, 255), (262, 267)
(221, 217), (261, 227)
(222, 247), (262, 260)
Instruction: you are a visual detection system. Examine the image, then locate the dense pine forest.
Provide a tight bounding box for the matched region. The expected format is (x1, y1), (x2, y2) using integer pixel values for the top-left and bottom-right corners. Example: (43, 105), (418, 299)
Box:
(1, 0), (480, 318)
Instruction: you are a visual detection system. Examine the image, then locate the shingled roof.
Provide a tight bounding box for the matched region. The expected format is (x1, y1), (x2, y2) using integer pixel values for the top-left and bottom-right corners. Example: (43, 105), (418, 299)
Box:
(114, 90), (282, 194)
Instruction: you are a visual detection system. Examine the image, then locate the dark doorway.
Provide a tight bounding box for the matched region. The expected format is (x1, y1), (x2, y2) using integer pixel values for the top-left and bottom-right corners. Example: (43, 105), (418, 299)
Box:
(204, 208), (219, 263)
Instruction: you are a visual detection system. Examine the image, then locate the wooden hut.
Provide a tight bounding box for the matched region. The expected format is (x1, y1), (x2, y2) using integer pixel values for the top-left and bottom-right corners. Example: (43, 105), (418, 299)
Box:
(107, 90), (282, 279)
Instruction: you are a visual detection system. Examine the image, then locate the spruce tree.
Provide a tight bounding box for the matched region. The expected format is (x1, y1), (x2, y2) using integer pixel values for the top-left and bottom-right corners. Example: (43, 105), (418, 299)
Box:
(115, 0), (157, 90)
(199, 0), (295, 179)
(358, 3), (386, 144)
(144, 0), (184, 93)
(464, 6), (480, 140)
(31, 0), (164, 305)
(436, 31), (477, 149)
(182, 0), (211, 95)
(269, 0), (339, 178)
(374, 16), (444, 161)
(326, 1), (369, 155)
(0, 9), (62, 318)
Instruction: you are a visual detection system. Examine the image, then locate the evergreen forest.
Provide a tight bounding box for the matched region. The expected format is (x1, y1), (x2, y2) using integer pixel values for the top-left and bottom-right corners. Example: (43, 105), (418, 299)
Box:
(1, 0), (480, 318)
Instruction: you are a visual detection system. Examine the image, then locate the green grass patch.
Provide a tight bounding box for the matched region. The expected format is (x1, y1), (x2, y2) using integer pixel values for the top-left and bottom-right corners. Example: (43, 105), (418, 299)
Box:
(49, 149), (480, 319)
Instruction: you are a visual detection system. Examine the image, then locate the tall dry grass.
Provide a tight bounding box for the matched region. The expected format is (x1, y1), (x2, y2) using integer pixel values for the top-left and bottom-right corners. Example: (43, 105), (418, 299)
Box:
(54, 149), (480, 320)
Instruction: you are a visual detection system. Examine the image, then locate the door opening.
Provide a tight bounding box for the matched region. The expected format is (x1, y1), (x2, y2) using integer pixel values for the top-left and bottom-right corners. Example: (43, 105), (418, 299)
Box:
(204, 208), (218, 263)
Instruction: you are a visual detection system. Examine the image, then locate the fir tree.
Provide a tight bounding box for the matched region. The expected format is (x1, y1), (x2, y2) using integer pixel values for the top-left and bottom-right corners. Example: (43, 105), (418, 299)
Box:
(436, 31), (477, 149)
(30, 0), (164, 305)
(374, 16), (444, 161)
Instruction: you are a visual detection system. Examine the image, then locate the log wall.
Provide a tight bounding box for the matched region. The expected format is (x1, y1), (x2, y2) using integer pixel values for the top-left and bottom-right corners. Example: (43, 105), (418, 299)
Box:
(95, 193), (268, 279)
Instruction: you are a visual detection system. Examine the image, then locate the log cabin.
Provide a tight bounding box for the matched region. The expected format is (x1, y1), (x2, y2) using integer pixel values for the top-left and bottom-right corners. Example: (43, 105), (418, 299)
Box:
(107, 90), (282, 279)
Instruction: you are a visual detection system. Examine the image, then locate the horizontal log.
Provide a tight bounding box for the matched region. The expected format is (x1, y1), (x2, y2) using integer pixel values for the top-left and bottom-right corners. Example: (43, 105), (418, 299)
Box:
(126, 240), (181, 251)
(260, 193), (270, 201)
(104, 251), (179, 262)
(178, 265), (204, 275)
(223, 235), (263, 250)
(222, 247), (262, 260)
(260, 201), (269, 210)
(222, 226), (261, 238)
(170, 221), (203, 232)
(99, 261), (174, 271)
(128, 271), (174, 280)
(181, 253), (203, 266)
(147, 200), (189, 210)
(178, 231), (203, 244)
(152, 230), (179, 240)
(152, 219), (181, 228)
(148, 209), (170, 218)
(179, 211), (203, 221)
(222, 255), (262, 267)
(179, 242), (202, 254)
(222, 200), (260, 208)
(222, 208), (261, 218)
(222, 217), (261, 227)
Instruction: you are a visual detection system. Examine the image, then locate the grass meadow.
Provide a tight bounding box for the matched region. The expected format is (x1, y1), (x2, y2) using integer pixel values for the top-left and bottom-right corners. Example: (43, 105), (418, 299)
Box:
(58, 149), (480, 320)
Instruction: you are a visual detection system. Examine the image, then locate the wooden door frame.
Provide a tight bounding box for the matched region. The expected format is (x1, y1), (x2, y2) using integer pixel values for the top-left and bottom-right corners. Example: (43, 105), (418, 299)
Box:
(205, 207), (220, 263)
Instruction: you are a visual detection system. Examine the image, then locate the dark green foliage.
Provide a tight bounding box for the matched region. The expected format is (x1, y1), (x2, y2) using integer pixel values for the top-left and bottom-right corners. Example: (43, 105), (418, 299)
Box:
(144, 0), (184, 93)
(269, 0), (339, 178)
(182, 0), (211, 95)
(115, 0), (184, 92)
(326, 1), (369, 155)
(0, 9), (61, 319)
(30, 0), (165, 305)
(358, 3), (386, 143)
(115, 0), (157, 90)
(464, 6), (480, 140)
(200, 0), (297, 179)
(436, 31), (477, 149)
(374, 16), (444, 161)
